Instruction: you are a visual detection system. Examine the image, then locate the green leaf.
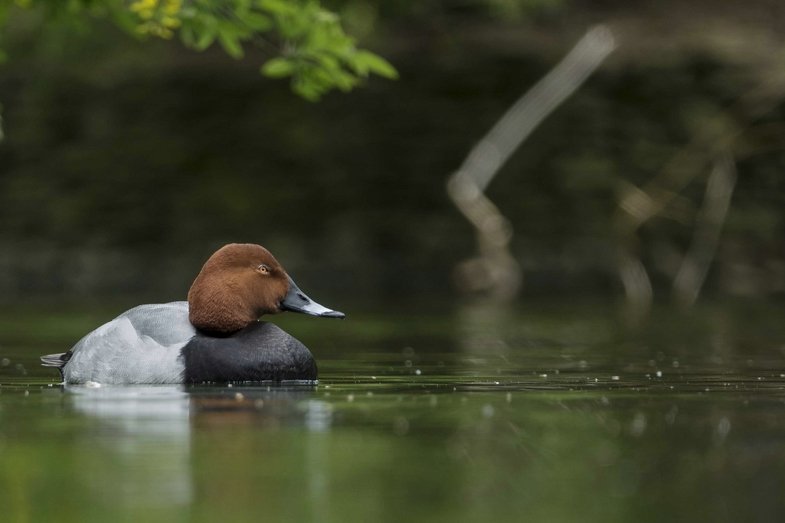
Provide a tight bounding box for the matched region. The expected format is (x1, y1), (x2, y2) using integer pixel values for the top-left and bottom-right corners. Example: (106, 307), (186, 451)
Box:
(330, 69), (358, 92)
(354, 50), (398, 79)
(314, 53), (340, 72)
(242, 12), (272, 31)
(194, 27), (216, 51)
(180, 7), (198, 19)
(180, 23), (196, 47)
(276, 14), (308, 39)
(261, 57), (295, 78)
(293, 78), (322, 102)
(258, 0), (298, 16)
(315, 8), (339, 24)
(218, 32), (244, 59)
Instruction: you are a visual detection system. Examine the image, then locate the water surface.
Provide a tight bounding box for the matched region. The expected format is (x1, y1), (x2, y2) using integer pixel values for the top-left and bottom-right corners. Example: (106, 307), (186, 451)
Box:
(1, 300), (784, 522)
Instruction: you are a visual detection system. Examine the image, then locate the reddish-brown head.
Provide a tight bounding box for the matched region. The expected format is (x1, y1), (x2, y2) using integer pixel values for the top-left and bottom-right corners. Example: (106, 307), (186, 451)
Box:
(187, 243), (345, 334)
(187, 244), (290, 334)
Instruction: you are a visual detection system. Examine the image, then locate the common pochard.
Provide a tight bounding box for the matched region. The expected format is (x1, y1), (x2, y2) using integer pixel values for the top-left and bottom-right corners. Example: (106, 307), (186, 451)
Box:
(41, 243), (344, 384)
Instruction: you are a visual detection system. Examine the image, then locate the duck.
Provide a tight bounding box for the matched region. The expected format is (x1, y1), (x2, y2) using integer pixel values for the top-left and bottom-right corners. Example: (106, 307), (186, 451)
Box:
(40, 243), (344, 384)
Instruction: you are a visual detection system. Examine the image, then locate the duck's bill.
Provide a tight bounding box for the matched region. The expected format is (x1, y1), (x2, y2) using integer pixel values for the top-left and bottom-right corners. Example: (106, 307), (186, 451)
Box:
(281, 277), (345, 319)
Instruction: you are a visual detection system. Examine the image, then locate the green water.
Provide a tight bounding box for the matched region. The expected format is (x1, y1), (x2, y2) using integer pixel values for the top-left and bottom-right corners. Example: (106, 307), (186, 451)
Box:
(2, 300), (785, 522)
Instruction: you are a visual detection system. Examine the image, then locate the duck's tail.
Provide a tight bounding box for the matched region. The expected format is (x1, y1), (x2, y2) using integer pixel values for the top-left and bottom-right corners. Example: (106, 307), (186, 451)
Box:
(40, 352), (71, 369)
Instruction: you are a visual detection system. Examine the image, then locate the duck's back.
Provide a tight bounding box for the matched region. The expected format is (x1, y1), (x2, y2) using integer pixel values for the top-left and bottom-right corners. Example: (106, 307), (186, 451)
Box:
(63, 302), (195, 384)
(116, 302), (195, 344)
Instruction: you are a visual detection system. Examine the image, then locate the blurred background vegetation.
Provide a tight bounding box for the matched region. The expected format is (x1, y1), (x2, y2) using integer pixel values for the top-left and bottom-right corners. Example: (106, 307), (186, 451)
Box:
(1, 0), (784, 307)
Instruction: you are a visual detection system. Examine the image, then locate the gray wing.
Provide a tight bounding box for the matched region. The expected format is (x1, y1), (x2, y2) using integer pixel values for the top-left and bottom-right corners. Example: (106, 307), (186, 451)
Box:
(61, 302), (197, 384)
(118, 302), (195, 345)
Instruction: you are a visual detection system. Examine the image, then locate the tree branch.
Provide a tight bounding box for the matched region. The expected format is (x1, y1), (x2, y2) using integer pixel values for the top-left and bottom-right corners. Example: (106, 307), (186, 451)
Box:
(447, 25), (616, 301)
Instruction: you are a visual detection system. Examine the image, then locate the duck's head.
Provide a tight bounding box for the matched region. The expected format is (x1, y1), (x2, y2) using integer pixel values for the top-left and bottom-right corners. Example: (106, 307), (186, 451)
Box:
(187, 243), (344, 334)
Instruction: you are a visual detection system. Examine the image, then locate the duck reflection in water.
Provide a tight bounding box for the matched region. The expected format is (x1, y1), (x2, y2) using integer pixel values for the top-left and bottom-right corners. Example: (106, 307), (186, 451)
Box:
(60, 383), (331, 511)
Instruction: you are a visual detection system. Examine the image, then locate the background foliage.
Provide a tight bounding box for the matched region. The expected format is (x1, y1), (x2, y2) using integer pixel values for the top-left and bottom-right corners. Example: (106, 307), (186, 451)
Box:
(0, 0), (784, 304)
(0, 0), (397, 100)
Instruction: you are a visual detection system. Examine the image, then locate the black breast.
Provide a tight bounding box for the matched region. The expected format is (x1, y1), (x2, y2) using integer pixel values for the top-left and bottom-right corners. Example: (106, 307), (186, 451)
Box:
(181, 322), (317, 383)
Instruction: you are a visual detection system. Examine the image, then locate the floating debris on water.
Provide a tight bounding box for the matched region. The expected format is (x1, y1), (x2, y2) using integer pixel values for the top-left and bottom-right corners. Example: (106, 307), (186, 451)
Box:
(481, 404), (495, 418)
(393, 416), (409, 436)
(611, 375), (620, 381)
(234, 392), (244, 401)
(415, 369), (421, 375)
(85, 381), (101, 388)
(630, 412), (647, 437)
(665, 405), (678, 425)
(715, 417), (732, 444)
(656, 370), (662, 378)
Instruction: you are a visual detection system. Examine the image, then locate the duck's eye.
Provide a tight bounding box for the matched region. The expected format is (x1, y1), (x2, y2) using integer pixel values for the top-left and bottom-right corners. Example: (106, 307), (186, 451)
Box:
(257, 264), (271, 275)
